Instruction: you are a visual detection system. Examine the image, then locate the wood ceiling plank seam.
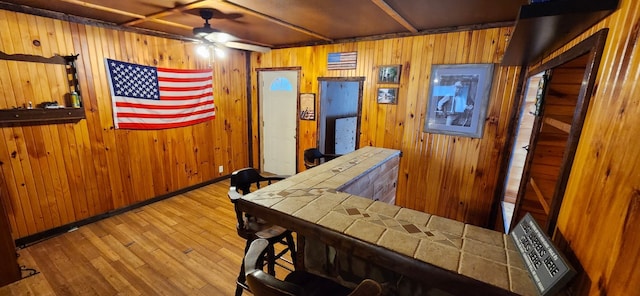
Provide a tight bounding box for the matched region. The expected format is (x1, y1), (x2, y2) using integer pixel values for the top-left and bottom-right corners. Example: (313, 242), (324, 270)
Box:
(216, 0), (333, 42)
(370, 0), (417, 33)
(0, 2), (197, 43)
(59, 0), (194, 32)
(143, 19), (193, 31)
(58, 0), (146, 19)
(120, 0), (211, 27)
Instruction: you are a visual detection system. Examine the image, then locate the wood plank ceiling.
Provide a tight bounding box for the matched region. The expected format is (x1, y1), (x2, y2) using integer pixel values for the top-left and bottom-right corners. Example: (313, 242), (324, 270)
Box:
(0, 0), (528, 49)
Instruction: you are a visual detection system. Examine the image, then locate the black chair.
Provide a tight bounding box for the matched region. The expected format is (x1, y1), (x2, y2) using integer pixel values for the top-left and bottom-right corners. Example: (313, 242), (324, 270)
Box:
(228, 168), (297, 296)
(245, 239), (383, 296)
(303, 148), (341, 169)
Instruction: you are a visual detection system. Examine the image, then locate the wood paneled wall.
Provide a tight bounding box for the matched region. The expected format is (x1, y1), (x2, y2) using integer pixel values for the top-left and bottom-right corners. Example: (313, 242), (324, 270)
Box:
(4, 4), (637, 293)
(250, 28), (521, 227)
(0, 10), (250, 239)
(543, 0), (640, 294)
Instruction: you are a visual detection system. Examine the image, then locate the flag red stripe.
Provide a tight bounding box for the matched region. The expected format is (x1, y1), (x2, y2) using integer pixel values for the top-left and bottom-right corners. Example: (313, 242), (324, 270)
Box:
(117, 116), (214, 129)
(117, 108), (215, 119)
(159, 85), (212, 92)
(156, 92), (213, 100)
(115, 100), (213, 109)
(158, 76), (212, 83)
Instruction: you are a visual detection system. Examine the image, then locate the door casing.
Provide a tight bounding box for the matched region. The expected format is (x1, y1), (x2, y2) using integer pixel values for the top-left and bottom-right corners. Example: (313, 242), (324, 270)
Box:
(317, 77), (365, 154)
(492, 29), (609, 235)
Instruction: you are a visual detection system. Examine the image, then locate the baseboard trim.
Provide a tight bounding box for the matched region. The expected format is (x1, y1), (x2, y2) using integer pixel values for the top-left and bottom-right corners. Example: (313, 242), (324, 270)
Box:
(15, 175), (229, 248)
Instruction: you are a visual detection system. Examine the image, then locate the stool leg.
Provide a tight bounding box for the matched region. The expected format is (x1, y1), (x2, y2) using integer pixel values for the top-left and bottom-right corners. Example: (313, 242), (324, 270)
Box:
(235, 239), (252, 296)
(235, 284), (244, 296)
(267, 244), (276, 275)
(285, 233), (297, 267)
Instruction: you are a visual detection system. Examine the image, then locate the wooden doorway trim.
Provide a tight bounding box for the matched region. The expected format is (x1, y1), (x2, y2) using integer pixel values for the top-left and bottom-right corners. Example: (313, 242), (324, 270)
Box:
(493, 28), (608, 234)
(316, 77), (365, 152)
(537, 29), (609, 234)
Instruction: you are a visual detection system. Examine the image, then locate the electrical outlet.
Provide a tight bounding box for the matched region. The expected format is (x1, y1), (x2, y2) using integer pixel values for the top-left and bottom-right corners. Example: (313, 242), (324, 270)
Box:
(218, 165), (224, 173)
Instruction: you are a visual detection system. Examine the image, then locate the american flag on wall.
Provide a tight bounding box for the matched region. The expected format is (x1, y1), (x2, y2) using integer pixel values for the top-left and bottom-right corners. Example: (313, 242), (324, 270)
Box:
(105, 58), (215, 130)
(327, 52), (357, 70)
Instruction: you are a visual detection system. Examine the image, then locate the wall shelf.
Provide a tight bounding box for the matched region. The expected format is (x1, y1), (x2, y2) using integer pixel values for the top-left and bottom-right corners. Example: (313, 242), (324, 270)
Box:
(0, 51), (84, 126)
(501, 0), (619, 66)
(0, 108), (85, 125)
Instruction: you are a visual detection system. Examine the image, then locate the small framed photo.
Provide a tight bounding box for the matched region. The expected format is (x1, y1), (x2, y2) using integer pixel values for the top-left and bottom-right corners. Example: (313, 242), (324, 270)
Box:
(377, 87), (398, 104)
(299, 93), (315, 120)
(378, 65), (401, 84)
(424, 63), (494, 138)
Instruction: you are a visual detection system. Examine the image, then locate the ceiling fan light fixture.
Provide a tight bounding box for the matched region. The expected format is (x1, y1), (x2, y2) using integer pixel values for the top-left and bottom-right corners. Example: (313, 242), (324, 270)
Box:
(214, 47), (226, 58)
(193, 25), (218, 38)
(204, 32), (234, 43)
(196, 44), (210, 58)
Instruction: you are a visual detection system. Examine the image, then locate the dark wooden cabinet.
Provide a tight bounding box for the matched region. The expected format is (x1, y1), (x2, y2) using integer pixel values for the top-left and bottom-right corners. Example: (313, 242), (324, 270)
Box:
(0, 190), (20, 286)
(502, 0), (618, 66)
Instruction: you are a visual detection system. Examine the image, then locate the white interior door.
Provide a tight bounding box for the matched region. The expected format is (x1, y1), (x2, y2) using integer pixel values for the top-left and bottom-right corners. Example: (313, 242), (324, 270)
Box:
(258, 70), (298, 175)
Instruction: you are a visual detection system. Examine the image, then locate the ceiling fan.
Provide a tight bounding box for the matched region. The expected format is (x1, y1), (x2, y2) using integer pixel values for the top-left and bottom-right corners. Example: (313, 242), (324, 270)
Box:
(192, 8), (270, 53)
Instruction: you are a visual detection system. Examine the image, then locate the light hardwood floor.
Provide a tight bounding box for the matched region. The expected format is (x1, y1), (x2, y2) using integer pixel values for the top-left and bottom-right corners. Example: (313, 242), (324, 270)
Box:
(0, 180), (291, 295)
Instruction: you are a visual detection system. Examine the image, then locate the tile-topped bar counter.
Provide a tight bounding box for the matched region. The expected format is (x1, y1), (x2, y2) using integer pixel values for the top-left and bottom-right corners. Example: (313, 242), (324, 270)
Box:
(237, 146), (537, 295)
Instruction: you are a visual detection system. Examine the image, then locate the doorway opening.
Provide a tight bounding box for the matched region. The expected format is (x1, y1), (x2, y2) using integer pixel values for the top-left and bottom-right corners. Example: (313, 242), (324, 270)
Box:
(498, 29), (608, 235)
(501, 72), (543, 231)
(317, 77), (364, 155)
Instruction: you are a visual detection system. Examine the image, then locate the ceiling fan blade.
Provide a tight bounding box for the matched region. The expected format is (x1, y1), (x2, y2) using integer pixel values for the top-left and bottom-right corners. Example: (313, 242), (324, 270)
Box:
(224, 41), (271, 53)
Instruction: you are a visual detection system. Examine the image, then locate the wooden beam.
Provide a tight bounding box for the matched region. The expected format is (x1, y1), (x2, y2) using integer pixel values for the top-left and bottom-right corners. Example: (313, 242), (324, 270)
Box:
(0, 1), (194, 41)
(370, 0), (418, 33)
(217, 0), (333, 42)
(529, 178), (550, 214)
(58, 0), (194, 30)
(544, 117), (571, 133)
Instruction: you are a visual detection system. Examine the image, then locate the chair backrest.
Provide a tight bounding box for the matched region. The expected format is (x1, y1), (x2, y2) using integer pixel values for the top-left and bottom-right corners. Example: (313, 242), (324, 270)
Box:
(303, 148), (325, 169)
(304, 148), (343, 169)
(245, 239), (382, 296)
(230, 168), (271, 195)
(228, 168), (288, 235)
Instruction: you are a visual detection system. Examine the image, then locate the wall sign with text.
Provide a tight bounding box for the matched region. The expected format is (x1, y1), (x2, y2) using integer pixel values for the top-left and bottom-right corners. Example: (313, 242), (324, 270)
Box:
(510, 213), (576, 295)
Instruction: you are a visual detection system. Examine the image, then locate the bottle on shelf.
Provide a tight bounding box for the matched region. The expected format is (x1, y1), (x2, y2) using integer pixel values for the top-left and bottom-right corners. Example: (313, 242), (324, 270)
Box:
(71, 91), (81, 108)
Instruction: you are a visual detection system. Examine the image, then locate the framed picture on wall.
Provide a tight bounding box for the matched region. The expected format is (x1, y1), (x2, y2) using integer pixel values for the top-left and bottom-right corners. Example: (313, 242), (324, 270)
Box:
(423, 64), (494, 138)
(377, 87), (398, 104)
(378, 65), (401, 84)
(299, 93), (315, 120)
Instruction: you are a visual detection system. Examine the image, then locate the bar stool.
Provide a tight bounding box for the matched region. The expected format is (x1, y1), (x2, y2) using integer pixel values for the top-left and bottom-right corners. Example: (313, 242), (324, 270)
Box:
(245, 239), (382, 296)
(228, 168), (297, 296)
(303, 148), (341, 169)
